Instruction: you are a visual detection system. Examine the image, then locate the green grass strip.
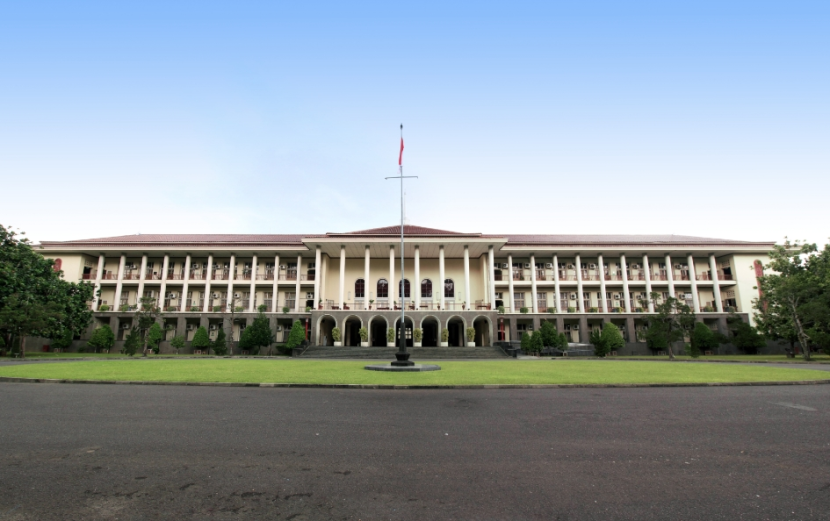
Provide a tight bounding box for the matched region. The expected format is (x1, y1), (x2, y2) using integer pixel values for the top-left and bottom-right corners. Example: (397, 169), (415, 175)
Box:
(1, 359), (828, 386)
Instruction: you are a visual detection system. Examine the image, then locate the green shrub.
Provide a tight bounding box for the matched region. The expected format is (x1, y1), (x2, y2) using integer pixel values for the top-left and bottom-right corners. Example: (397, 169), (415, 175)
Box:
(412, 328), (422, 342)
(282, 307), (290, 314)
(592, 322), (625, 357)
(441, 328), (449, 342)
(568, 307), (576, 313)
(213, 306), (221, 312)
(51, 328), (74, 351)
(285, 320), (306, 350)
(191, 326), (211, 352)
(466, 327), (476, 342)
(359, 327), (369, 342)
(387, 327), (395, 343)
(691, 322), (719, 357)
(732, 321), (765, 354)
(99, 304), (110, 311)
(211, 328), (227, 356)
(123, 328), (140, 356)
(166, 306), (177, 312)
(521, 331), (531, 352)
(119, 304), (129, 312)
(589, 307), (598, 313)
(258, 304), (267, 313)
(87, 325), (115, 353)
(147, 322), (163, 354)
(540, 322), (558, 347)
(331, 327), (342, 342)
(305, 306), (311, 312)
(497, 306), (505, 314)
(170, 335), (185, 353)
(190, 306), (200, 312)
(519, 307), (529, 314)
(234, 306), (244, 312)
(530, 330), (543, 353)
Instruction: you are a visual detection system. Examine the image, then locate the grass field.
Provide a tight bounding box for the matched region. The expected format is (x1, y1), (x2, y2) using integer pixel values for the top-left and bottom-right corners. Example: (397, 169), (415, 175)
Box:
(0, 359), (828, 386)
(618, 354), (830, 363)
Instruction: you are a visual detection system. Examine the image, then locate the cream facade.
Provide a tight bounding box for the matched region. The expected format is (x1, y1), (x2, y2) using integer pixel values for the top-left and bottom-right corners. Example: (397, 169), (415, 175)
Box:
(38, 225), (773, 351)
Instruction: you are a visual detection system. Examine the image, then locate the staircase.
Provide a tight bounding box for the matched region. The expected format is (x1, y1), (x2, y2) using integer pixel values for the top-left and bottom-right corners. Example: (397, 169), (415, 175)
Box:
(297, 345), (508, 359)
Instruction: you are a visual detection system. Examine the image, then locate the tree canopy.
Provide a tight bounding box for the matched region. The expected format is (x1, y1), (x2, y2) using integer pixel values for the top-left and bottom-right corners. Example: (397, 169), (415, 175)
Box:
(644, 292), (696, 360)
(286, 320), (306, 350)
(87, 325), (115, 353)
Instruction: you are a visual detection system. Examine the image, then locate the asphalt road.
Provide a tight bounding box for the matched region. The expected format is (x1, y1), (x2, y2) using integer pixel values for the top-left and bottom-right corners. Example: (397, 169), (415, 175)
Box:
(1, 382), (828, 520)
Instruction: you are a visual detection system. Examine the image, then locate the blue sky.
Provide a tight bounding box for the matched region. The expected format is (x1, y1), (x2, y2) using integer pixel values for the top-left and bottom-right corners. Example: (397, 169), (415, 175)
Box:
(1, 1), (828, 246)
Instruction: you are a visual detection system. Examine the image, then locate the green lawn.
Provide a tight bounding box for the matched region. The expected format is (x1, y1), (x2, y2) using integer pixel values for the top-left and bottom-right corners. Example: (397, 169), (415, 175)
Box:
(618, 354), (830, 363)
(0, 359), (828, 386)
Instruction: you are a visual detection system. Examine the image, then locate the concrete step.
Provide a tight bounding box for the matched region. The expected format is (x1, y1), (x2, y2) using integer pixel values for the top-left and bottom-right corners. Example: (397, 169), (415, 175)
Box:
(298, 345), (508, 359)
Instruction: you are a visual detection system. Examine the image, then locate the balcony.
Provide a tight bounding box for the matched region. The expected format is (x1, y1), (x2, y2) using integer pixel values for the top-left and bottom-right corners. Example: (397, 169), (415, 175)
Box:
(256, 273), (275, 281)
(558, 271), (577, 281)
(212, 271), (229, 281)
(185, 299), (204, 312)
(605, 273), (623, 281)
(581, 271), (599, 281)
(145, 271), (162, 280)
(494, 273), (504, 281)
(188, 272), (206, 280)
(696, 272), (712, 281)
(512, 271), (527, 281)
(237, 272), (253, 281)
(628, 272), (645, 281)
(674, 271), (691, 281)
(277, 272), (314, 281)
(167, 271), (185, 280)
(82, 272), (98, 280)
(123, 272), (140, 280)
(651, 271), (668, 281)
(536, 270), (547, 281)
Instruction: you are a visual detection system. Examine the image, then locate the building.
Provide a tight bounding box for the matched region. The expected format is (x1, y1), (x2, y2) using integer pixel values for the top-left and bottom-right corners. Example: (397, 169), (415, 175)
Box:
(38, 225), (773, 353)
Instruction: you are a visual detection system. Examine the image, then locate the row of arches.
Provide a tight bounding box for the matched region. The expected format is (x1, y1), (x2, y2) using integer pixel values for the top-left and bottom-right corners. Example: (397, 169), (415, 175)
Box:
(354, 279), (456, 299)
(317, 315), (492, 347)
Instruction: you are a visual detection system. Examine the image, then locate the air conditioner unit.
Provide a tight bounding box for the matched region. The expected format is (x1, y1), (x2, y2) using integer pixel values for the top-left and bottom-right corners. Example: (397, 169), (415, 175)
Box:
(209, 324), (218, 330)
(244, 263), (252, 269)
(631, 263), (641, 269)
(674, 264), (682, 269)
(501, 263), (509, 269)
(167, 292), (177, 299)
(659, 263), (666, 269)
(683, 265), (689, 269)
(191, 263), (200, 269)
(523, 263), (531, 269)
(279, 265), (287, 270)
(613, 293), (621, 299)
(275, 325), (283, 331)
(233, 293), (241, 299)
(212, 293), (220, 299)
(306, 293), (314, 299)
(580, 263), (587, 269)
(186, 324), (196, 331)
(545, 263), (553, 269)
(588, 263), (597, 269)
(120, 323), (130, 329)
(572, 324), (580, 330)
(570, 294), (577, 300)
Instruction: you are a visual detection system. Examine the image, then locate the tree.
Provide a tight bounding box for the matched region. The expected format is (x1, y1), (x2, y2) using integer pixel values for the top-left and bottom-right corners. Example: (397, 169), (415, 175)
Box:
(87, 325), (115, 353)
(732, 320), (766, 354)
(530, 330), (543, 354)
(123, 328), (140, 356)
(286, 320), (306, 350)
(0, 294), (63, 358)
(591, 323), (625, 357)
(170, 335), (185, 354)
(132, 296), (164, 357)
(646, 292), (696, 360)
(690, 322), (719, 357)
(540, 321), (558, 347)
(51, 327), (74, 351)
(558, 332), (569, 351)
(0, 224), (95, 358)
(240, 310), (274, 355)
(146, 322), (163, 354)
(755, 240), (830, 360)
(191, 326), (211, 353)
(520, 331), (531, 352)
(211, 328), (227, 356)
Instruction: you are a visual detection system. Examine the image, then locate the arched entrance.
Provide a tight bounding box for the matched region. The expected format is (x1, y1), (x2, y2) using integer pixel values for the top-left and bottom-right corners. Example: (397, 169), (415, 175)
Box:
(369, 316), (388, 347)
(473, 316), (491, 346)
(421, 316), (439, 347)
(343, 316), (362, 346)
(447, 316), (466, 347)
(318, 315), (336, 346)
(395, 317), (414, 348)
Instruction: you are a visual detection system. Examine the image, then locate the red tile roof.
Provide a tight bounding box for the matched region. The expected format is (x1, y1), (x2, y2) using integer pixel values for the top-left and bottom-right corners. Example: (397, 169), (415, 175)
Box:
(502, 234), (769, 246)
(341, 225), (472, 236)
(40, 234), (314, 246)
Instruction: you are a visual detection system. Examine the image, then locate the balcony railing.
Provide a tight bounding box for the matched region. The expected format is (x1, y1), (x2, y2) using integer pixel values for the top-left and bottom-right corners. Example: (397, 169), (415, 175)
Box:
(512, 271), (527, 281)
(256, 273), (275, 280)
(674, 270), (691, 281)
(536, 270), (547, 281)
(514, 300), (526, 309)
(651, 272), (668, 281)
(581, 272), (600, 281)
(628, 272), (645, 281)
(82, 272), (98, 280)
(212, 271), (229, 280)
(558, 271), (577, 281)
(123, 272), (140, 280)
(167, 272), (185, 280)
(696, 272), (712, 281)
(188, 272), (206, 280)
(494, 273), (504, 281)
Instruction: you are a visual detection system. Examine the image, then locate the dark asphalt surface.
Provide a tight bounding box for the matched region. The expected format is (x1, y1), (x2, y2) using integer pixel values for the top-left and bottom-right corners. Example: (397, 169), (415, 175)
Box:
(1, 383), (829, 520)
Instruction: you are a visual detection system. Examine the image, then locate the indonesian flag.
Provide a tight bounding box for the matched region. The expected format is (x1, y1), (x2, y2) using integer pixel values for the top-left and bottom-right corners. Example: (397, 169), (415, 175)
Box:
(398, 137), (404, 166)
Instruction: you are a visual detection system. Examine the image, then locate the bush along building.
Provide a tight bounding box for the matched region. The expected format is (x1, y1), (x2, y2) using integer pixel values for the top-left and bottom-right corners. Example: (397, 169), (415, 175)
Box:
(36, 225), (775, 355)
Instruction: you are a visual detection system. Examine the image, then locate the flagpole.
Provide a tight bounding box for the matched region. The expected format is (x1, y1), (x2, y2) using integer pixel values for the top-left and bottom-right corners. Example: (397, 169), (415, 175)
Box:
(386, 124), (417, 366)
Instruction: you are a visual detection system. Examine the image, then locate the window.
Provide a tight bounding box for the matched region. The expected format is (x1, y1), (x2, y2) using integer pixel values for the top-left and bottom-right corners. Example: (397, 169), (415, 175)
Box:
(355, 279), (365, 299)
(444, 279), (454, 298)
(377, 279), (388, 298)
(421, 279), (432, 298)
(399, 279), (411, 298)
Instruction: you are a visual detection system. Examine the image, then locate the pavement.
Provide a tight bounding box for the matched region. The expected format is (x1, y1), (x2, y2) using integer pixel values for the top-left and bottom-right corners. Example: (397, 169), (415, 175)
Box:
(1, 382), (829, 520)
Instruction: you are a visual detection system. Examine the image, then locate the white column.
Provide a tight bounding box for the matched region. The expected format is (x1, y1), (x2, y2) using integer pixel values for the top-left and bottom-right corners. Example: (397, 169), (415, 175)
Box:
(438, 245), (445, 309)
(598, 253), (607, 313)
(295, 254), (302, 312)
(314, 247), (322, 311)
(364, 246), (371, 310)
(530, 254), (539, 313)
(160, 254), (170, 310)
(665, 254), (675, 301)
(488, 245), (496, 308)
(339, 246), (346, 309)
(320, 254), (327, 306)
(137, 254), (148, 307)
(507, 254), (515, 312)
(203, 254), (212, 312)
(575, 253), (584, 312)
(687, 254), (700, 312)
(464, 246), (471, 311)
(114, 254), (126, 309)
(480, 255), (487, 308)
(227, 254), (236, 311)
(710, 254), (723, 312)
(249, 254), (258, 312)
(278, 253), (280, 313)
(92, 254), (105, 311)
(621, 254), (631, 313)
(643, 254), (654, 313)
(389, 245), (396, 305)
(414, 246), (420, 309)
(552, 254), (561, 313)
(182, 254), (192, 311)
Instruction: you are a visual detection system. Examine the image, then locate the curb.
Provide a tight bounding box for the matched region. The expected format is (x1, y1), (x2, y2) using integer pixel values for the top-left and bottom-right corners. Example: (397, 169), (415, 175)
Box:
(1, 376), (829, 390)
